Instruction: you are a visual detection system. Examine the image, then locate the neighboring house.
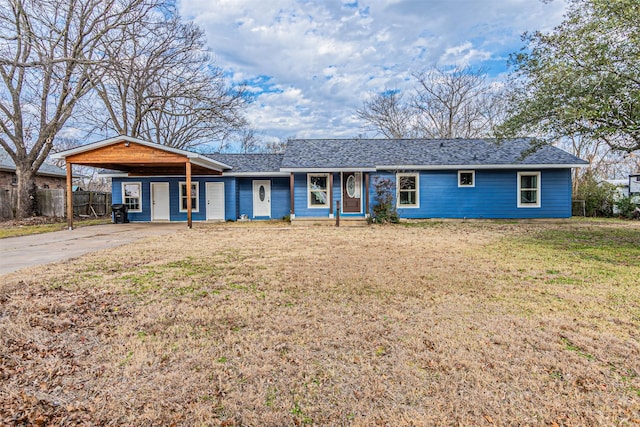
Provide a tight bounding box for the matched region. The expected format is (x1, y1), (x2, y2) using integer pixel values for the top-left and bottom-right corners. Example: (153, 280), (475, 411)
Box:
(0, 146), (68, 191)
(607, 174), (640, 214)
(53, 136), (588, 226)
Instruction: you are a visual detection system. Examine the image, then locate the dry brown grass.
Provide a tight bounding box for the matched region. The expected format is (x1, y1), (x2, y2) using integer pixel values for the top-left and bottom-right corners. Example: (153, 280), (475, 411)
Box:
(1, 220), (639, 426)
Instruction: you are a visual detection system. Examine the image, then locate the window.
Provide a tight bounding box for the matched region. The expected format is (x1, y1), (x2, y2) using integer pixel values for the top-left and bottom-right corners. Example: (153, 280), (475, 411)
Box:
(179, 181), (199, 212)
(517, 172), (541, 208)
(122, 182), (142, 212)
(458, 170), (475, 187)
(308, 173), (329, 208)
(397, 173), (419, 208)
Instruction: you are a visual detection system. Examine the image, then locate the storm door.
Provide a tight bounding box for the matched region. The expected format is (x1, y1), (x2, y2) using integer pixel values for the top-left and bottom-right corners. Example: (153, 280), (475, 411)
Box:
(342, 172), (362, 213)
(252, 180), (271, 217)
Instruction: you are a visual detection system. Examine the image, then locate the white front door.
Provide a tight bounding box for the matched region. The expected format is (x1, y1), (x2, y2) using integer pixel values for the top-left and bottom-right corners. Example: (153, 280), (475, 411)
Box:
(206, 182), (225, 221)
(151, 182), (170, 221)
(252, 180), (271, 218)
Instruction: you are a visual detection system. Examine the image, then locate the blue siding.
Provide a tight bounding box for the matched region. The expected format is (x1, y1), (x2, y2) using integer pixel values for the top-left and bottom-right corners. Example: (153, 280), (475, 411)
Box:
(237, 178), (252, 218)
(292, 172), (336, 217)
(112, 176), (237, 222)
(113, 168), (573, 222)
(271, 177), (292, 219)
(368, 169), (573, 219)
(236, 177), (290, 219)
(112, 175), (290, 222)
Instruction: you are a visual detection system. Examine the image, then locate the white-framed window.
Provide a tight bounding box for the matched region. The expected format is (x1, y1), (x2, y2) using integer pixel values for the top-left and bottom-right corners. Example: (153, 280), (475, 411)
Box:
(458, 170), (475, 187)
(308, 173), (330, 208)
(397, 173), (419, 208)
(517, 172), (541, 208)
(122, 182), (142, 212)
(179, 181), (199, 212)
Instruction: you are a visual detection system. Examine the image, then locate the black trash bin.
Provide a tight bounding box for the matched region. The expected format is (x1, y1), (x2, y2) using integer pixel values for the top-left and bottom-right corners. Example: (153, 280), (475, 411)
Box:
(112, 204), (129, 224)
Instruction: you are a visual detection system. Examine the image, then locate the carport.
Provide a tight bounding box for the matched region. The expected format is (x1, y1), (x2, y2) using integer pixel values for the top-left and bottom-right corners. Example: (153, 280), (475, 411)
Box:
(52, 136), (231, 229)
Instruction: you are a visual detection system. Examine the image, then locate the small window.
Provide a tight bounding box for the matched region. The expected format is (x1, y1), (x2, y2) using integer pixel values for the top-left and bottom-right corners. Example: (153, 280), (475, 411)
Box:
(458, 170), (475, 187)
(122, 182), (142, 212)
(179, 181), (199, 212)
(397, 173), (419, 208)
(308, 173), (329, 208)
(517, 172), (541, 208)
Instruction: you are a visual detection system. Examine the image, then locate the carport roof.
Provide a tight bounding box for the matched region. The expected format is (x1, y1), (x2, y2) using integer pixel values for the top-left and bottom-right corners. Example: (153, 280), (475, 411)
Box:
(52, 136), (232, 175)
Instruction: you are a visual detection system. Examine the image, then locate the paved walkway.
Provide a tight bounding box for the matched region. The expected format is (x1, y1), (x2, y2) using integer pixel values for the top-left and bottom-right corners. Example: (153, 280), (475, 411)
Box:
(0, 223), (184, 276)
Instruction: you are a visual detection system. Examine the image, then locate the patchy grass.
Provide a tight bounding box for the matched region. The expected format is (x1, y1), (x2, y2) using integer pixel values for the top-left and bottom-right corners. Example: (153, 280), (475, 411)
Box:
(0, 220), (639, 425)
(0, 217), (111, 239)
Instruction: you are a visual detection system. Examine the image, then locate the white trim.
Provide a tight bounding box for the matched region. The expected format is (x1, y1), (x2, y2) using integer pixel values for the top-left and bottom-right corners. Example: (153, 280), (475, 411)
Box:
(188, 156), (232, 171)
(179, 181), (200, 213)
(205, 181), (225, 221)
(223, 172), (290, 177)
(252, 180), (271, 218)
(121, 182), (142, 213)
(101, 172), (288, 178)
(282, 167), (376, 173)
(458, 170), (475, 187)
(517, 171), (541, 208)
(307, 173), (330, 209)
(396, 172), (420, 208)
(377, 163), (588, 170)
(150, 182), (170, 221)
(98, 172), (129, 178)
(340, 172), (363, 214)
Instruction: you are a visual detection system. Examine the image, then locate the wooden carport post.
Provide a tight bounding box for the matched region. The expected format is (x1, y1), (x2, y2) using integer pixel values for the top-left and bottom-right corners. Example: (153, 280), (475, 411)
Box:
(66, 162), (73, 230)
(186, 160), (192, 229)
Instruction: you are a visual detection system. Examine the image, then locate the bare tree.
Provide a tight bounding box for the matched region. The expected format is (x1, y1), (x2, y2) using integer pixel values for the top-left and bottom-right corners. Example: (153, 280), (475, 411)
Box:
(559, 134), (640, 193)
(235, 127), (262, 154)
(51, 137), (110, 191)
(262, 138), (289, 154)
(0, 0), (159, 218)
(412, 66), (496, 139)
(87, 10), (246, 150)
(357, 66), (503, 140)
(356, 91), (416, 138)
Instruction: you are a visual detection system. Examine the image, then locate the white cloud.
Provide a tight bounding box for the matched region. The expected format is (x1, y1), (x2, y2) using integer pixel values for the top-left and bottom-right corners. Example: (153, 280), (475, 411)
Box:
(178, 0), (567, 143)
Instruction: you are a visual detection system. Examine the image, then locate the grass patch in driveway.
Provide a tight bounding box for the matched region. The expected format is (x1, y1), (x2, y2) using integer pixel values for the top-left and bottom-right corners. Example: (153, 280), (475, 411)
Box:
(1, 220), (639, 425)
(0, 217), (111, 239)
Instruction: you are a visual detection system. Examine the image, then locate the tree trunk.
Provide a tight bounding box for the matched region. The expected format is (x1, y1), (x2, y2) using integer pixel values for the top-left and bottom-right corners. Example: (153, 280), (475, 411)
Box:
(14, 164), (37, 219)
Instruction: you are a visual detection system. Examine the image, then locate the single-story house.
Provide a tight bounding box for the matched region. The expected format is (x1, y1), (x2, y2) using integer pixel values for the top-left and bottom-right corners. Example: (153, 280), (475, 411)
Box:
(53, 135), (589, 228)
(607, 174), (640, 214)
(1, 146), (68, 191)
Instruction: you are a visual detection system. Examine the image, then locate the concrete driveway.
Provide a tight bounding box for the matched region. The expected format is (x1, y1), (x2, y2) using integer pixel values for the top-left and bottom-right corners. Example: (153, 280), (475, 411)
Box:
(0, 223), (184, 276)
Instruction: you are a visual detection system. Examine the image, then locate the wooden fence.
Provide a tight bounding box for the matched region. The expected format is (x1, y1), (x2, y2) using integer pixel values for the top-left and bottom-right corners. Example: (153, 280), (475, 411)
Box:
(0, 189), (111, 219)
(72, 191), (112, 217)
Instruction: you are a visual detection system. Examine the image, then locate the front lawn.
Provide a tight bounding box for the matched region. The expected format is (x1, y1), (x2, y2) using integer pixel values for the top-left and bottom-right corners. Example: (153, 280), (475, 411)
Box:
(1, 220), (638, 425)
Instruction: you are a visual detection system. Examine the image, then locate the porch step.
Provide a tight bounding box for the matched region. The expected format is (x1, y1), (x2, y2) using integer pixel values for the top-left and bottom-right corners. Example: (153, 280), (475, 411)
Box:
(291, 217), (369, 227)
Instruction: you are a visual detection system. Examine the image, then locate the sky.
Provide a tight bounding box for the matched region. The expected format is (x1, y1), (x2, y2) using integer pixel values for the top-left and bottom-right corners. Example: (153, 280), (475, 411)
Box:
(177, 0), (568, 144)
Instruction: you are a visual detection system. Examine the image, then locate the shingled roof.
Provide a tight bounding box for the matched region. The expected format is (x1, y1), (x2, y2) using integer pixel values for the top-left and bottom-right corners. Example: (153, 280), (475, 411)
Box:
(0, 146), (68, 177)
(281, 138), (588, 170)
(205, 153), (286, 175)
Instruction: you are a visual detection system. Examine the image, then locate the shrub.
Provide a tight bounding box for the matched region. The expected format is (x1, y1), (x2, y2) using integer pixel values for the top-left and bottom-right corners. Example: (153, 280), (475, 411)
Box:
(615, 195), (639, 219)
(574, 172), (617, 217)
(371, 177), (399, 223)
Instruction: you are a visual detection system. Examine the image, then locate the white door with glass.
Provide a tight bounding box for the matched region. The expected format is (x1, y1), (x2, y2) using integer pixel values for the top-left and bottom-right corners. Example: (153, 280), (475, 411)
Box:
(151, 182), (170, 221)
(253, 180), (271, 218)
(206, 182), (225, 220)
